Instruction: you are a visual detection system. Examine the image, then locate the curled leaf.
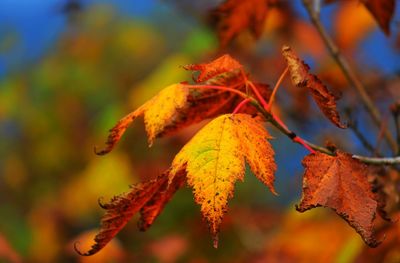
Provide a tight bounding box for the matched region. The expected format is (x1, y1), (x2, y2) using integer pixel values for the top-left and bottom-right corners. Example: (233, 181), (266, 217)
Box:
(169, 114), (276, 247)
(282, 45), (346, 128)
(296, 151), (382, 247)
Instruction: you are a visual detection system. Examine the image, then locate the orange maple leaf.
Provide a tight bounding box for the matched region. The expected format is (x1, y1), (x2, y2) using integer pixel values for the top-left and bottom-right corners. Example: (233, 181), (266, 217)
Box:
(296, 151), (381, 247)
(282, 45), (346, 129)
(169, 113), (276, 247)
(96, 55), (272, 155)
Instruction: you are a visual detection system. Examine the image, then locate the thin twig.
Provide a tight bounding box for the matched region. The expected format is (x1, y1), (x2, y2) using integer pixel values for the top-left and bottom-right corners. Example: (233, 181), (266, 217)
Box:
(352, 155), (400, 165)
(232, 98), (252, 114)
(267, 67), (289, 111)
(252, 99), (400, 164)
(186, 84), (248, 98)
(345, 109), (378, 155)
(390, 102), (400, 155)
(302, 0), (397, 154)
(247, 80), (270, 110)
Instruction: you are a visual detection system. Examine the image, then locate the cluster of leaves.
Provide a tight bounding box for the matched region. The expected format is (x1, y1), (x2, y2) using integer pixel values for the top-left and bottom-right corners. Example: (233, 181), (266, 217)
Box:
(76, 46), (390, 256)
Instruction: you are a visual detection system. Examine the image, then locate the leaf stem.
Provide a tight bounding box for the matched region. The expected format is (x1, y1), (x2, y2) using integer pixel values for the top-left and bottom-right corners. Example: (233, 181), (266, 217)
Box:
(232, 98), (252, 114)
(302, 0), (397, 154)
(267, 67), (289, 111)
(243, 70), (270, 110)
(185, 84), (248, 99)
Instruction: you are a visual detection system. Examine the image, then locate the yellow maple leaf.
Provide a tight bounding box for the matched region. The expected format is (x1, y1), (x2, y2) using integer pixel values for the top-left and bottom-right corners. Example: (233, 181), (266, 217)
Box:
(169, 113), (276, 247)
(95, 83), (189, 155)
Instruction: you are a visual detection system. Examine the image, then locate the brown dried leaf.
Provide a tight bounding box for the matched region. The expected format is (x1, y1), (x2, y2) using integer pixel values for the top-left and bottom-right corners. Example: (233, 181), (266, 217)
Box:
(138, 170), (186, 231)
(211, 0), (271, 47)
(282, 45), (346, 128)
(296, 151), (381, 247)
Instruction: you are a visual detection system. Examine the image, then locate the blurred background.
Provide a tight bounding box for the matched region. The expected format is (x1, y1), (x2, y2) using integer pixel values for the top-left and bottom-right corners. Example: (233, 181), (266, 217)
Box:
(0, 0), (399, 262)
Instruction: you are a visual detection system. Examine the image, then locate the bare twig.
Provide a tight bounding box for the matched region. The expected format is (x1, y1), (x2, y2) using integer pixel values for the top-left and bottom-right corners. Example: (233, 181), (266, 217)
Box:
(352, 155), (400, 165)
(345, 109), (378, 155)
(189, 81), (399, 165)
(390, 102), (400, 155)
(302, 0), (397, 154)
(251, 98), (400, 165)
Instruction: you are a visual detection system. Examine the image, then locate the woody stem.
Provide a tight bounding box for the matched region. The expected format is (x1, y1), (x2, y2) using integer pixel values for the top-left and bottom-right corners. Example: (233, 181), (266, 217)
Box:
(187, 83), (400, 163)
(302, 0), (397, 154)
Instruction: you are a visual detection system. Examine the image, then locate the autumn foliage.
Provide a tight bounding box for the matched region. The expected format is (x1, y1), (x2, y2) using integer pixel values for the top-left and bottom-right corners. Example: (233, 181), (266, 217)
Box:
(72, 0), (400, 258)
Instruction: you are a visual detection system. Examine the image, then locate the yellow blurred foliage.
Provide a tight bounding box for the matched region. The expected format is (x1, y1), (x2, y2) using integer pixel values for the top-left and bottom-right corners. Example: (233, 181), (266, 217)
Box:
(60, 153), (135, 220)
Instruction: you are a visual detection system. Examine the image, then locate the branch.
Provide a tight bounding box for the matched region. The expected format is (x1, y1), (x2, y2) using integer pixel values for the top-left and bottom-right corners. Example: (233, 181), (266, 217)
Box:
(251, 99), (400, 165)
(302, 0), (397, 154)
(345, 109), (379, 155)
(352, 155), (400, 165)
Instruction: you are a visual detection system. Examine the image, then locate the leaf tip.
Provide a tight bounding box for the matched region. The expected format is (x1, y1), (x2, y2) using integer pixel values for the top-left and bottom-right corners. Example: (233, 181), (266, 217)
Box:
(281, 45), (291, 53)
(212, 235), (219, 249)
(97, 197), (107, 209)
(73, 241), (89, 256)
(94, 146), (109, 156)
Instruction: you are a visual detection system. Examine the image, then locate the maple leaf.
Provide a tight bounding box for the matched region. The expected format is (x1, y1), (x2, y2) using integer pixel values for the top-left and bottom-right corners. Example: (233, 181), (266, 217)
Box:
(75, 170), (186, 256)
(211, 0), (271, 47)
(183, 54), (243, 83)
(169, 113), (276, 247)
(97, 55), (272, 155)
(296, 151), (381, 247)
(282, 45), (346, 129)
